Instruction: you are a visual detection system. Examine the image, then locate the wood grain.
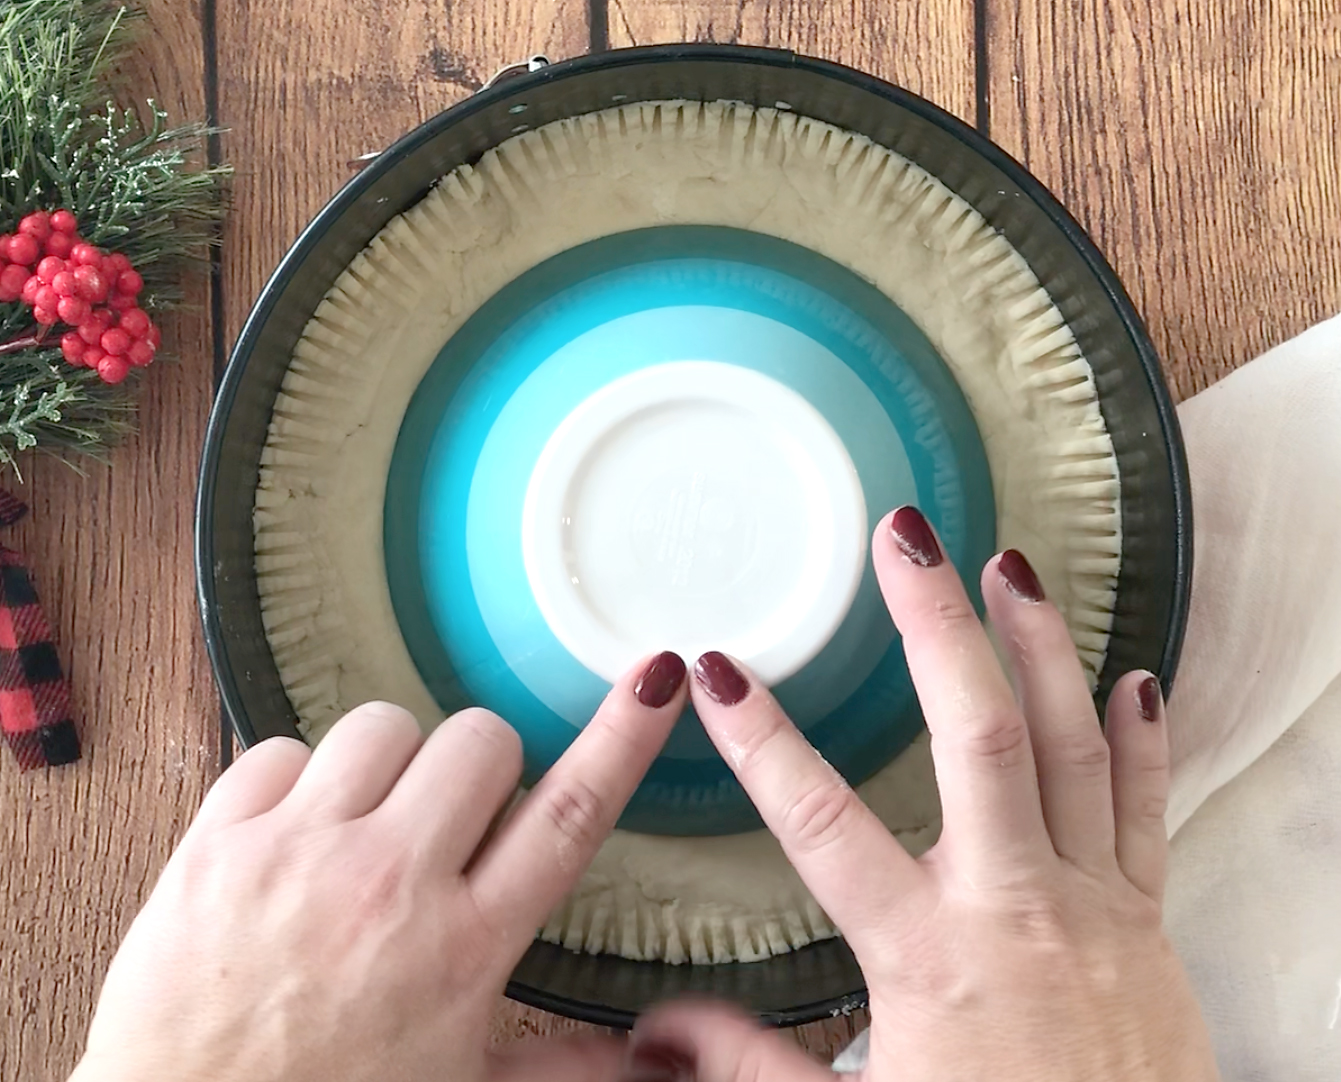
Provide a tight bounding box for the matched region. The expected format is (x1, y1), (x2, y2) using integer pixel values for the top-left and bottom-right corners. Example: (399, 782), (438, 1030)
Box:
(609, 0), (978, 123)
(0, 2), (220, 1077)
(212, 0), (594, 1053)
(986, 0), (1341, 400)
(214, 0), (591, 349)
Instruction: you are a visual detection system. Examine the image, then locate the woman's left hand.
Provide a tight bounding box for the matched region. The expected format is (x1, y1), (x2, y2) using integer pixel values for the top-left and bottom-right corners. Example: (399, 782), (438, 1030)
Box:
(70, 651), (690, 1082)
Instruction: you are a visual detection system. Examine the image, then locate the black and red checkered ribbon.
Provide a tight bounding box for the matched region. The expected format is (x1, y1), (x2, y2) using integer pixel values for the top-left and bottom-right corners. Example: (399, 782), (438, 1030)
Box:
(0, 489), (79, 769)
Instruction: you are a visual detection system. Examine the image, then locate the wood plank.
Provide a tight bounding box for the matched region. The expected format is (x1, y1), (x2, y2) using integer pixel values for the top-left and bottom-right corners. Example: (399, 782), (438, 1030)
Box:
(215, 0), (591, 349)
(213, 0), (592, 1051)
(986, 0), (1341, 400)
(608, 0), (979, 124)
(0, 2), (220, 1077)
(611, 0), (978, 1057)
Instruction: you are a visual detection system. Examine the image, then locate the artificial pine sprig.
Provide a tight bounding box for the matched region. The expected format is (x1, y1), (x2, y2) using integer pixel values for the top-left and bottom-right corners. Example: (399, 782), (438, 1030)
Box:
(0, 0), (228, 471)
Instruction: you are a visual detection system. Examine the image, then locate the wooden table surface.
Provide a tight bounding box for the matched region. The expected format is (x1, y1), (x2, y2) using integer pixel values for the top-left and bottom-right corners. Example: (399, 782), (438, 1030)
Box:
(3, 0), (1338, 1075)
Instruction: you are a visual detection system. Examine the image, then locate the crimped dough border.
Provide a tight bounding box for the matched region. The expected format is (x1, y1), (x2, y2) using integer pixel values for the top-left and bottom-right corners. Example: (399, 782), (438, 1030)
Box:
(254, 101), (1120, 963)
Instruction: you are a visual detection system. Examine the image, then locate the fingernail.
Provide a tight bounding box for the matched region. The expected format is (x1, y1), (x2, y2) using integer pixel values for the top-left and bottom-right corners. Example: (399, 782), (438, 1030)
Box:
(622, 1040), (695, 1082)
(635, 651), (687, 708)
(694, 651), (750, 706)
(998, 549), (1045, 602)
(1137, 675), (1163, 722)
(889, 506), (943, 567)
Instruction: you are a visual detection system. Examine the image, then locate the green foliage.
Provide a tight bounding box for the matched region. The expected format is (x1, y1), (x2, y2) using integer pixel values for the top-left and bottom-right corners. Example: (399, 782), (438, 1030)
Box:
(0, 0), (228, 472)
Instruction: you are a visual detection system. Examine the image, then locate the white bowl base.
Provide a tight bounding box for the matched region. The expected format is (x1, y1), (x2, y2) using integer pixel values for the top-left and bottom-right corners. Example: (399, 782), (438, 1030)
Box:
(521, 361), (868, 685)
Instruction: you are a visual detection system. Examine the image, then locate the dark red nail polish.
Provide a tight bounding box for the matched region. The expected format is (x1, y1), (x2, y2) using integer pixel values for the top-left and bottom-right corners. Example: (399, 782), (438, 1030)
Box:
(998, 549), (1045, 602)
(622, 1040), (695, 1082)
(635, 651), (686, 708)
(889, 506), (943, 567)
(1137, 676), (1163, 722)
(694, 651), (750, 706)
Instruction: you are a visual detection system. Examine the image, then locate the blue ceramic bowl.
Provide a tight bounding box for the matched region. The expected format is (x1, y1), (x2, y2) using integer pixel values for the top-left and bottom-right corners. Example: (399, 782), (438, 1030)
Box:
(384, 226), (996, 834)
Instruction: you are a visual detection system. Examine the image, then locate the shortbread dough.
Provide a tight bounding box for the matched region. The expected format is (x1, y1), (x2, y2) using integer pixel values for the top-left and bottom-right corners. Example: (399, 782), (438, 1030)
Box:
(254, 101), (1121, 963)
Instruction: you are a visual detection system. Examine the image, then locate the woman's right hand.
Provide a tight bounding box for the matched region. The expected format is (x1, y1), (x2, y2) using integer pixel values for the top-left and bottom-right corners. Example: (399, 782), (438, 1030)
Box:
(626, 506), (1220, 1082)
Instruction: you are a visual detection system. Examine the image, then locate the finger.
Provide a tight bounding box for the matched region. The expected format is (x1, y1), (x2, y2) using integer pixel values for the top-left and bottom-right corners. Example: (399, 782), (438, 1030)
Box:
(1106, 671), (1170, 900)
(191, 736), (311, 829)
(376, 707), (523, 870)
(689, 650), (925, 944)
(468, 651), (686, 931)
(983, 550), (1116, 869)
(281, 701), (423, 820)
(488, 1035), (625, 1082)
(629, 1001), (832, 1082)
(874, 507), (1050, 873)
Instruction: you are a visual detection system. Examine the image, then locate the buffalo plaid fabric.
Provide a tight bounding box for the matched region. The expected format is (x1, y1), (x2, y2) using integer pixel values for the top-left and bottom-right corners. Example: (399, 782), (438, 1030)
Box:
(0, 489), (79, 770)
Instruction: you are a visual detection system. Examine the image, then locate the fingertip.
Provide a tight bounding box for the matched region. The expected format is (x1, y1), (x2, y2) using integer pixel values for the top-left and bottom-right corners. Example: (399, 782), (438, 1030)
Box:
(235, 733), (311, 764)
(1105, 670), (1166, 728)
(444, 706), (524, 771)
(286, 700), (426, 819)
(996, 548), (1047, 603)
(1136, 674), (1165, 723)
(196, 735), (312, 826)
(340, 699), (422, 731)
(691, 650), (753, 708)
(632, 650), (689, 710)
(875, 504), (945, 568)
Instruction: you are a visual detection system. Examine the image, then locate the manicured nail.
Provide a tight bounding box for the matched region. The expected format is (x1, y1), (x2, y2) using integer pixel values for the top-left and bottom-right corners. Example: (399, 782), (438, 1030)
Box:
(1137, 675), (1163, 722)
(998, 549), (1045, 602)
(621, 1040), (695, 1082)
(694, 651), (750, 706)
(889, 506), (943, 567)
(635, 651), (687, 708)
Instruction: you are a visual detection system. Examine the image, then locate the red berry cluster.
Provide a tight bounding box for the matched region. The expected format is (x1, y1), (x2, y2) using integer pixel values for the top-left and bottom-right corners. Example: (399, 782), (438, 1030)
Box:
(0, 209), (160, 385)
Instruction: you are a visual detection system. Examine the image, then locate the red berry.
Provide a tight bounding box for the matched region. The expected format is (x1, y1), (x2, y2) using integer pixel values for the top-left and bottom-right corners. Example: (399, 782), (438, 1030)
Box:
(116, 269), (144, 295)
(78, 312), (112, 345)
(97, 355), (131, 384)
(18, 212), (51, 242)
(104, 252), (132, 276)
(0, 264), (27, 301)
(57, 295), (91, 325)
(20, 275), (41, 305)
(117, 308), (152, 338)
(50, 210), (79, 234)
(44, 231), (76, 259)
(83, 347), (106, 368)
(35, 284), (60, 311)
(109, 291), (137, 311)
(101, 327), (132, 355)
(73, 265), (109, 303)
(36, 255), (66, 283)
(7, 233), (40, 266)
(127, 339), (156, 367)
(52, 270), (78, 297)
(0, 235), (11, 260)
(34, 305), (59, 326)
(71, 243), (103, 267)
(147, 324), (162, 349)
(60, 332), (87, 364)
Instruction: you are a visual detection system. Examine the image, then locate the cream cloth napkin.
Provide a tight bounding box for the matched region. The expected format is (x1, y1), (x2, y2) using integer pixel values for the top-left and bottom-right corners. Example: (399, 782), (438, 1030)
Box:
(835, 313), (1341, 1077)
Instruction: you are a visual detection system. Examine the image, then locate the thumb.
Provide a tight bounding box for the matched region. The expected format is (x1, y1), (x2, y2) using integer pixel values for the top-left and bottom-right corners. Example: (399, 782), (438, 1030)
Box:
(488, 1034), (625, 1082)
(627, 1001), (834, 1082)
